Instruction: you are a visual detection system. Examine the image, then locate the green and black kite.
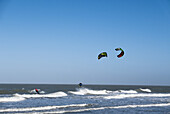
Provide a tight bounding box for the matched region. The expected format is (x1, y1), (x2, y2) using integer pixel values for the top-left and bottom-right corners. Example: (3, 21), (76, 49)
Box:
(98, 52), (108, 60)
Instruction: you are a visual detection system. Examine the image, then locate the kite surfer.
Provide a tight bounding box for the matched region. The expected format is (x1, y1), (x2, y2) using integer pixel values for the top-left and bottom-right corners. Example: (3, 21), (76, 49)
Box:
(35, 88), (40, 94)
(79, 83), (82, 87)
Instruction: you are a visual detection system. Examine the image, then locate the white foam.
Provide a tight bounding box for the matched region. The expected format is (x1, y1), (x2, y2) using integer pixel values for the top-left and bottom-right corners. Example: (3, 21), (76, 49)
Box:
(0, 96), (25, 103)
(117, 90), (138, 94)
(40, 91), (45, 94)
(0, 91), (67, 103)
(69, 88), (139, 95)
(28, 89), (45, 94)
(69, 88), (111, 95)
(105, 93), (170, 99)
(43, 103), (170, 113)
(0, 104), (88, 112)
(14, 91), (67, 98)
(139, 88), (152, 93)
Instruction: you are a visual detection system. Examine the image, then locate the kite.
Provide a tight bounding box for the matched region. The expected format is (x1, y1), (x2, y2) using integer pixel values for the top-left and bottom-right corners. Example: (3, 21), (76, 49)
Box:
(98, 52), (107, 60)
(115, 48), (124, 58)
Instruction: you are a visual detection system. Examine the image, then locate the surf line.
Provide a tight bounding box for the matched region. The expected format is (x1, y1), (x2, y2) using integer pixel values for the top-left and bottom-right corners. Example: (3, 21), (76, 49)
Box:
(0, 104), (88, 112)
(104, 93), (170, 99)
(43, 103), (170, 113)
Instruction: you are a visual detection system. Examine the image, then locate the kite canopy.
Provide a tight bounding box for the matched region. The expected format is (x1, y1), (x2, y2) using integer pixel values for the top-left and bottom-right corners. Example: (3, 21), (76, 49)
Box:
(98, 52), (107, 60)
(115, 48), (124, 58)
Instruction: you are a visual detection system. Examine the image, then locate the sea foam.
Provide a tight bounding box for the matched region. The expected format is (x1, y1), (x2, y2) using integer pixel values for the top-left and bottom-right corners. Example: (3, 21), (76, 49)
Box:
(28, 89), (45, 94)
(0, 96), (25, 103)
(105, 93), (170, 99)
(14, 91), (67, 98)
(0, 104), (88, 112)
(139, 88), (152, 93)
(68, 88), (111, 95)
(42, 103), (170, 113)
(69, 88), (139, 95)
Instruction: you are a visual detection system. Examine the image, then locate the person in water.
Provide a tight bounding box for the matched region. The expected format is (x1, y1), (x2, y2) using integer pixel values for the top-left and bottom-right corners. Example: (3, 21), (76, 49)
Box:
(35, 88), (40, 94)
(79, 83), (82, 87)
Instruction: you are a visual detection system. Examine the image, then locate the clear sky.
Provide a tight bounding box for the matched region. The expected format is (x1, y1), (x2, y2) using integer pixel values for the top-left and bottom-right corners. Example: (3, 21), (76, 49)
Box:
(0, 0), (170, 85)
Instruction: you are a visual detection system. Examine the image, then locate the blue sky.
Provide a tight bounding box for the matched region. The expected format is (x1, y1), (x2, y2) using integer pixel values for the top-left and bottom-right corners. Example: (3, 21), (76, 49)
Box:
(0, 0), (170, 85)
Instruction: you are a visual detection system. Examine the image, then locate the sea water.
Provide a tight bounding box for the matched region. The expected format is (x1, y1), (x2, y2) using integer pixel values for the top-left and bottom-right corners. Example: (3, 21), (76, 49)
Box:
(0, 84), (170, 113)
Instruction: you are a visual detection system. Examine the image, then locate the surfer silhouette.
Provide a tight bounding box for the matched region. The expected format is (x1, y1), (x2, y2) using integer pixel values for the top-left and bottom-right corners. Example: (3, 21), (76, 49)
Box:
(35, 88), (40, 94)
(79, 83), (82, 87)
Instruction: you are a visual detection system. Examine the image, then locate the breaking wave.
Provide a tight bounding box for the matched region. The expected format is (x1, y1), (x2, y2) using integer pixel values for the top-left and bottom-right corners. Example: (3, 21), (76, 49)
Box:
(1, 102), (170, 113)
(0, 91), (67, 103)
(137, 88), (152, 93)
(68, 88), (139, 95)
(28, 89), (45, 94)
(42, 103), (170, 113)
(14, 91), (67, 98)
(68, 88), (111, 95)
(104, 93), (170, 99)
(0, 103), (89, 113)
(0, 96), (25, 103)
(116, 90), (137, 94)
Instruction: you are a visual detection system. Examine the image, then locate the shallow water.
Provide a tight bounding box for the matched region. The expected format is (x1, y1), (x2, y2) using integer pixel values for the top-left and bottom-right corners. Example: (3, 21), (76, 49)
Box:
(0, 84), (170, 113)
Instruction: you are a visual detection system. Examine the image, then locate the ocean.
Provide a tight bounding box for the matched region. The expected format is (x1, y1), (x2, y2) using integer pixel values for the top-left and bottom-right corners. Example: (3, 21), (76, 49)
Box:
(0, 84), (170, 113)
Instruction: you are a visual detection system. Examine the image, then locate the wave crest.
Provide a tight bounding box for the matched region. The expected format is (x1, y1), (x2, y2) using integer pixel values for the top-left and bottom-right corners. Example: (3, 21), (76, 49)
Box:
(0, 96), (25, 103)
(69, 88), (111, 95)
(14, 91), (67, 98)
